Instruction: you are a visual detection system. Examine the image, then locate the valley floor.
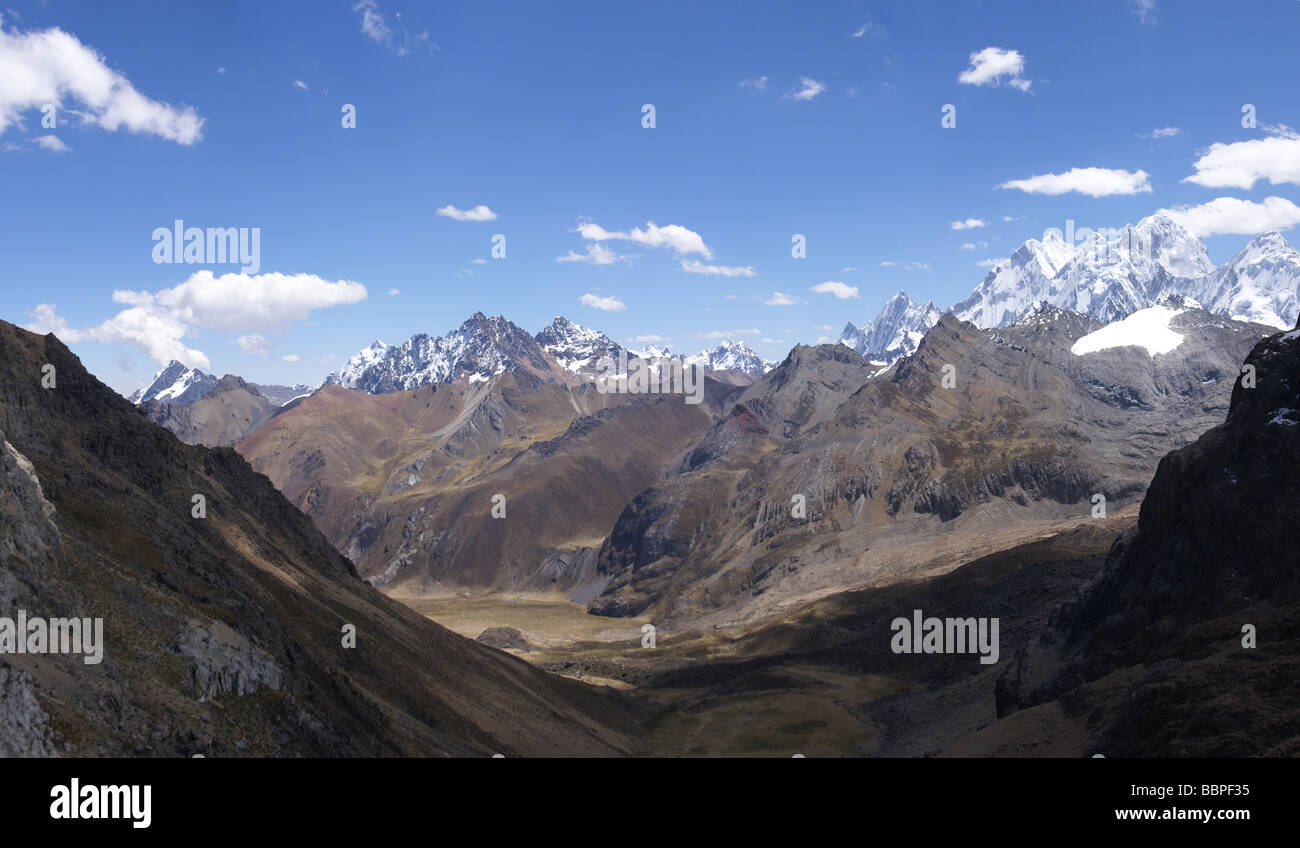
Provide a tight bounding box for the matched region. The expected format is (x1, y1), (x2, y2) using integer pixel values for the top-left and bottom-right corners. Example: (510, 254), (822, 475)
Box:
(390, 507), (1141, 756)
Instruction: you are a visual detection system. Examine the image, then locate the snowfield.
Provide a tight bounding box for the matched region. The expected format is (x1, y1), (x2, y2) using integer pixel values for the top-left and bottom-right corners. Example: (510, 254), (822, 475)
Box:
(1070, 305), (1187, 357)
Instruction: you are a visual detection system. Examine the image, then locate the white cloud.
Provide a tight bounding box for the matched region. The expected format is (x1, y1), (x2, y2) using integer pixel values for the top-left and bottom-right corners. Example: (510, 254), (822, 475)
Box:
(880, 260), (930, 271)
(851, 22), (883, 38)
(759, 291), (799, 306)
(631, 334), (666, 343)
(580, 293), (626, 312)
(1264, 124), (1300, 141)
(839, 266), (856, 273)
(810, 281), (859, 299)
(352, 1), (431, 56)
(292, 80), (308, 91)
(680, 259), (756, 277)
(1182, 136), (1300, 190)
(1155, 196), (1300, 237)
(354, 0), (393, 47)
(977, 257), (1009, 269)
(234, 333), (271, 355)
(282, 354), (301, 363)
(998, 167), (1152, 196)
(33, 133), (67, 152)
(958, 47), (1031, 92)
(436, 204), (498, 222)
(701, 328), (761, 339)
(961, 241), (989, 250)
(1139, 126), (1181, 139)
(739, 76), (768, 92)
(0, 20), (204, 144)
(471, 257), (487, 264)
(782, 77), (826, 102)
(950, 218), (986, 230)
(216, 67), (226, 75)
(25, 271), (367, 368)
(388, 288), (400, 295)
(812, 324), (835, 331)
(577, 220), (712, 257)
(556, 243), (629, 265)
(1130, 0), (1157, 25)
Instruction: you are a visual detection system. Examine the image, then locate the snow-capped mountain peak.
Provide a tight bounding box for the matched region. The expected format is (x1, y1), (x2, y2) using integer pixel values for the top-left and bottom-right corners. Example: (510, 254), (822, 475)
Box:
(685, 338), (774, 376)
(1195, 231), (1300, 329)
(128, 360), (219, 405)
(535, 316), (626, 377)
(326, 313), (564, 393)
(840, 291), (943, 364)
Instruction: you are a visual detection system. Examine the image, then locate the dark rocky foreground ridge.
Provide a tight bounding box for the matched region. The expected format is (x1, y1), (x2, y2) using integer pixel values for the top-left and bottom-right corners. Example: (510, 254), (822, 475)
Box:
(997, 318), (1300, 755)
(0, 320), (634, 756)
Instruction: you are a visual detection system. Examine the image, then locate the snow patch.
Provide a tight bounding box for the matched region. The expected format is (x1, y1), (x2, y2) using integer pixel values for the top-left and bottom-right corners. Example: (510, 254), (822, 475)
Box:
(1070, 306), (1187, 357)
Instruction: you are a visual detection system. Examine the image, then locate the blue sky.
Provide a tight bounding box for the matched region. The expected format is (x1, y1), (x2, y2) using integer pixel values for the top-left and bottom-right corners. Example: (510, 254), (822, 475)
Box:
(2, 0), (1298, 394)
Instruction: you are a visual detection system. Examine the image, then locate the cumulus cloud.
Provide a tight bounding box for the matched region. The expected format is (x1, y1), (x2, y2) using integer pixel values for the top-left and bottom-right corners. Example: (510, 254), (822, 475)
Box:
(958, 47), (1031, 92)
(579, 293), (627, 312)
(782, 77), (826, 101)
(1182, 136), (1300, 190)
(26, 271), (367, 368)
(577, 220), (712, 257)
(680, 259), (756, 277)
(1155, 196), (1300, 237)
(556, 243), (630, 265)
(759, 291), (799, 306)
(234, 333), (271, 355)
(33, 133), (68, 152)
(0, 19), (204, 144)
(436, 204), (498, 222)
(810, 281), (859, 299)
(998, 167), (1151, 196)
(950, 218), (986, 230)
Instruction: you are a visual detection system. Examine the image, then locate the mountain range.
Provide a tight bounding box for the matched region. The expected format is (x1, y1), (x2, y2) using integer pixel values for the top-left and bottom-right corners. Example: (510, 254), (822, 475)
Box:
(838, 216), (1300, 370)
(324, 313), (775, 394)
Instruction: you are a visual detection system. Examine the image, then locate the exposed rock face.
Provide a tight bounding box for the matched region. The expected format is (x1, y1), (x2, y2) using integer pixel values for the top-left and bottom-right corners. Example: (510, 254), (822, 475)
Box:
(998, 318), (1300, 756)
(0, 666), (57, 757)
(177, 620), (285, 701)
(0, 319), (635, 756)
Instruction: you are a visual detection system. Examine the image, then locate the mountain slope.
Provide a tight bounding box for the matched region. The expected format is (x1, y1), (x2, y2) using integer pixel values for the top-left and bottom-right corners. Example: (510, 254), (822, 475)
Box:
(588, 305), (1273, 625)
(995, 317), (1300, 756)
(0, 320), (634, 756)
(140, 375), (283, 447)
